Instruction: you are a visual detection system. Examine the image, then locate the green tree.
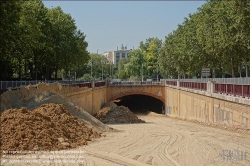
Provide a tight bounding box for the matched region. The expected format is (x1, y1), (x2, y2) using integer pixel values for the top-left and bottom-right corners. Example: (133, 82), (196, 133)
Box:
(140, 37), (162, 78)
(118, 58), (129, 79)
(125, 49), (146, 80)
(0, 0), (22, 80)
(88, 54), (109, 80)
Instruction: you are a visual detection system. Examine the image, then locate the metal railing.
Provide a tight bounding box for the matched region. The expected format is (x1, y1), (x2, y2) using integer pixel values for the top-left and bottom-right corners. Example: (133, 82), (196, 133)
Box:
(180, 82), (207, 91)
(164, 78), (250, 97)
(214, 84), (250, 97)
(164, 77), (250, 84)
(109, 81), (164, 86)
(0, 80), (106, 94)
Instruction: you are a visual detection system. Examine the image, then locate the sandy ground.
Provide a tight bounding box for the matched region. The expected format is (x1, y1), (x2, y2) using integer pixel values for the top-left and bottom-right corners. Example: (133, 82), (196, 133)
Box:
(1, 115), (250, 166)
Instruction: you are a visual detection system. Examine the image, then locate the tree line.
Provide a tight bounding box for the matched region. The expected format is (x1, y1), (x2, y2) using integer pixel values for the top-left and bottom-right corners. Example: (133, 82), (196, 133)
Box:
(117, 0), (250, 80)
(2, 0), (249, 81)
(159, 0), (250, 78)
(0, 0), (89, 81)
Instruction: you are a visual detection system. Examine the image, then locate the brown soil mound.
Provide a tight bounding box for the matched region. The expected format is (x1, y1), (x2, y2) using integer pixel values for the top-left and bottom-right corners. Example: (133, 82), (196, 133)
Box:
(0, 103), (101, 155)
(4, 91), (111, 132)
(100, 101), (117, 109)
(95, 105), (145, 124)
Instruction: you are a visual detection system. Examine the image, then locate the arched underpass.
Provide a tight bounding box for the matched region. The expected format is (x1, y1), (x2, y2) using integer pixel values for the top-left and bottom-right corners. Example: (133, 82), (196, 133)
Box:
(113, 94), (164, 115)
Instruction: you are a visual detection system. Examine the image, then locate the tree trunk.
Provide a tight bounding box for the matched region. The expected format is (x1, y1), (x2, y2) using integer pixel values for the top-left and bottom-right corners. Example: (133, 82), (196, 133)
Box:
(238, 66), (242, 78)
(46, 66), (50, 80)
(4, 62), (8, 80)
(24, 59), (27, 76)
(19, 58), (22, 81)
(212, 68), (215, 78)
(34, 54), (37, 80)
(231, 58), (235, 78)
(55, 67), (58, 79)
(246, 65), (249, 77)
(222, 67), (225, 78)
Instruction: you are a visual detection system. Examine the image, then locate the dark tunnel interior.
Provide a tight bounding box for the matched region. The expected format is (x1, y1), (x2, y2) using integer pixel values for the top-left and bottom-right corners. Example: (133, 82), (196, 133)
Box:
(114, 95), (164, 115)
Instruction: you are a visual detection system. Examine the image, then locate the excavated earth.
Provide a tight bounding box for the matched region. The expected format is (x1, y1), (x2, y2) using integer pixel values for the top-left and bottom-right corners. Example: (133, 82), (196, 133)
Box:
(0, 103), (101, 155)
(95, 102), (145, 124)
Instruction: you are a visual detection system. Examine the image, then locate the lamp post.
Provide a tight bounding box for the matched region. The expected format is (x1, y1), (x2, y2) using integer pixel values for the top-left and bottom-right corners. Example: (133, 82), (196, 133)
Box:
(33, 65), (37, 80)
(101, 59), (104, 80)
(88, 60), (93, 80)
(141, 63), (143, 82)
(110, 62), (113, 80)
(91, 61), (92, 79)
(157, 63), (159, 82)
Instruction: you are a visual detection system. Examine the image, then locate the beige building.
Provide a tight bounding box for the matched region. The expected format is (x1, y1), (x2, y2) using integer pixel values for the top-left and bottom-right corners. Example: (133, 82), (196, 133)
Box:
(103, 45), (131, 65)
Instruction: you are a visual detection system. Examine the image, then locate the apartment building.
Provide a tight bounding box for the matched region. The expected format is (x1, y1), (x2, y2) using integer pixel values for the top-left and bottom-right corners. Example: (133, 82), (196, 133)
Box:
(103, 44), (131, 65)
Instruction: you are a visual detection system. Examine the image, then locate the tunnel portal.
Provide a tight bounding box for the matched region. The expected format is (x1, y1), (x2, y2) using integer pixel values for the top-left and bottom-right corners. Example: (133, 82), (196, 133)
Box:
(114, 94), (164, 115)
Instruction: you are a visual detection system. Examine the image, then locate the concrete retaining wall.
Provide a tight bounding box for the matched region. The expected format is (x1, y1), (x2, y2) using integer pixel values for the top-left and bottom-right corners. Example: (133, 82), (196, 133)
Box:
(67, 87), (106, 115)
(165, 86), (250, 129)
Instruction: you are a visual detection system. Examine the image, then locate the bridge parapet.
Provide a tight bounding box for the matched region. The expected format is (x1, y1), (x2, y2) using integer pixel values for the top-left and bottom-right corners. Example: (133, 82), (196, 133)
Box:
(107, 85), (165, 104)
(109, 81), (164, 86)
(163, 78), (250, 106)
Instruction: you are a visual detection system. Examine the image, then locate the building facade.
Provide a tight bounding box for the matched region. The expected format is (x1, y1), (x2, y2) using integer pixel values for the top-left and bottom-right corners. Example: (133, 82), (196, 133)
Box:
(103, 45), (131, 65)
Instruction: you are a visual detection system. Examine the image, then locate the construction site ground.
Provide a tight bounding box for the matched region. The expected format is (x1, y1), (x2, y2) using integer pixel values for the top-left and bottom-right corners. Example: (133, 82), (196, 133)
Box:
(2, 114), (250, 166)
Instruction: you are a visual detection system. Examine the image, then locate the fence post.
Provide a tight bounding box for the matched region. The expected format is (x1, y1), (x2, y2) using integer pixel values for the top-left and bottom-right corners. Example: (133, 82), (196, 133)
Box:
(242, 85), (243, 98)
(233, 84), (235, 96)
(211, 81), (215, 93)
(177, 80), (180, 88)
(226, 84), (227, 95)
(92, 81), (95, 89)
(207, 81), (211, 93)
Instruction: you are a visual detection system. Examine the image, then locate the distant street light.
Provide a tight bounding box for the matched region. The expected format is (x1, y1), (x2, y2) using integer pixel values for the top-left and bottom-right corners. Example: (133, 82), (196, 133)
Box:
(141, 63), (143, 82)
(33, 65), (37, 80)
(101, 59), (106, 80)
(109, 62), (111, 79)
(88, 60), (93, 79)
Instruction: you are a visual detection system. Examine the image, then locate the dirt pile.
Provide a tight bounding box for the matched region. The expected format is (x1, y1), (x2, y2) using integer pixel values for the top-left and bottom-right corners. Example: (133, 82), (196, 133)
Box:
(146, 111), (165, 117)
(0, 103), (101, 155)
(0, 82), (89, 112)
(24, 91), (112, 132)
(100, 101), (117, 109)
(2, 91), (111, 132)
(95, 104), (145, 124)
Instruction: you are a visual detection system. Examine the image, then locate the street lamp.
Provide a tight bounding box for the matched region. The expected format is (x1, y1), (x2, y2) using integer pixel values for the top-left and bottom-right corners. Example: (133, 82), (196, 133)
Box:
(101, 59), (104, 80)
(91, 61), (92, 79)
(141, 63), (143, 82)
(33, 65), (37, 80)
(110, 62), (112, 80)
(88, 60), (93, 80)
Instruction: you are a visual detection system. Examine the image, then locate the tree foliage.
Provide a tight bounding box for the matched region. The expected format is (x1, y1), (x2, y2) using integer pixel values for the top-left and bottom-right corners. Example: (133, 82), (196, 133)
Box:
(159, 0), (250, 78)
(0, 0), (89, 80)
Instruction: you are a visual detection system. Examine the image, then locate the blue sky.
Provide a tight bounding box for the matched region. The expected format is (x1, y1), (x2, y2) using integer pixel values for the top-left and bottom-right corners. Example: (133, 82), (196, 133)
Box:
(43, 1), (206, 54)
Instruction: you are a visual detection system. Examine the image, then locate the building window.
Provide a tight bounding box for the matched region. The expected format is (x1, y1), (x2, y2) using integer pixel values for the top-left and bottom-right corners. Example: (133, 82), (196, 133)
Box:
(122, 53), (125, 58)
(116, 52), (120, 57)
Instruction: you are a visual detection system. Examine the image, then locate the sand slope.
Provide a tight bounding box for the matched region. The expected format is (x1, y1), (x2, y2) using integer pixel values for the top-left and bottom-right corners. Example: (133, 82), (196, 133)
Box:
(2, 114), (250, 166)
